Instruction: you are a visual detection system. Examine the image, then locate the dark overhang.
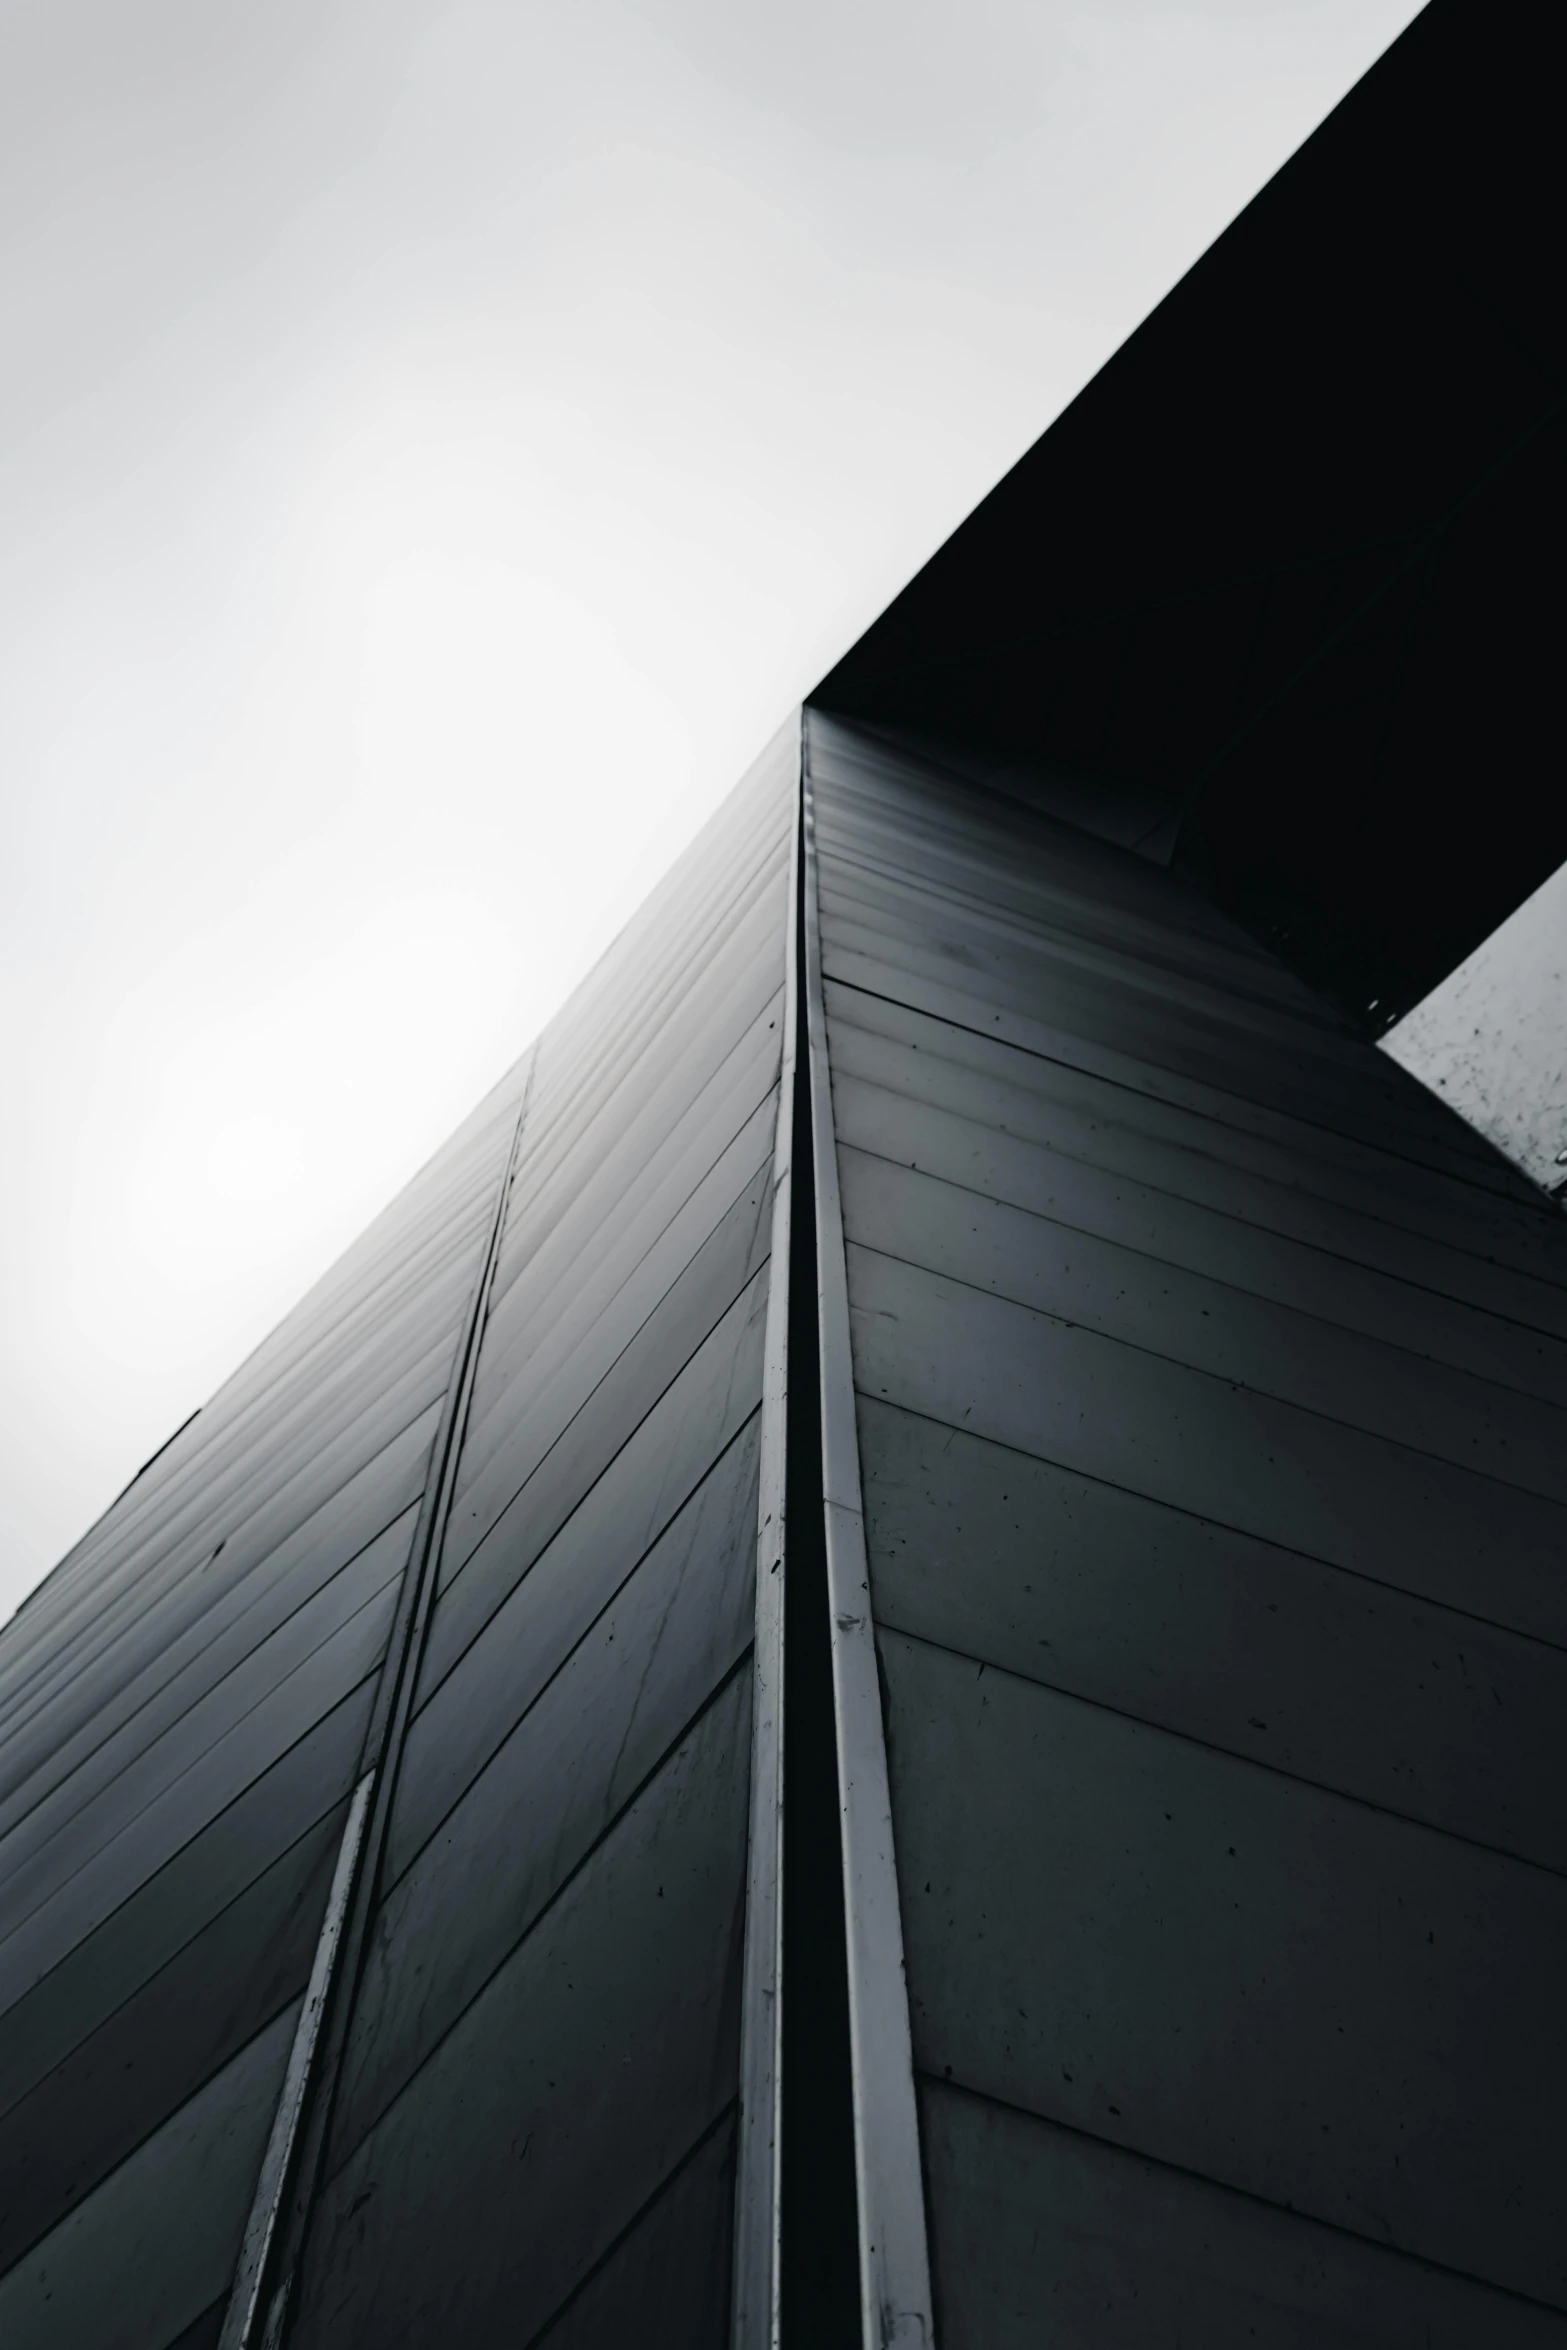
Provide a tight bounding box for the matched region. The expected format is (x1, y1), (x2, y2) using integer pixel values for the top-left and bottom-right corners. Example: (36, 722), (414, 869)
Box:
(811, 0), (1565, 1031)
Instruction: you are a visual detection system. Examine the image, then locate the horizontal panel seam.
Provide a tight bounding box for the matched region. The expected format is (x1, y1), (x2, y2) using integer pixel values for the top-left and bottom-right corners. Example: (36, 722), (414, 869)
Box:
(521, 2099), (739, 2350)
(880, 1619), (1567, 1881)
(812, 835), (1337, 1022)
(832, 1072), (1567, 1363)
(0, 1369), (453, 1723)
(0, 1977), (319, 2280)
(317, 1650), (755, 2189)
(445, 1195), (774, 1581)
(489, 998), (784, 1318)
(464, 1109), (780, 1465)
(837, 1138), (1567, 1433)
(0, 1591), (400, 1958)
(815, 871), (1391, 1070)
(824, 991), (1567, 1323)
(916, 2069), (1567, 2321)
(0, 1679), (379, 2036)
(0, 1503), (421, 1854)
(825, 937), (1550, 1216)
(480, 1062), (781, 1345)
(845, 1233), (1567, 1512)
(0, 1798), (352, 2135)
(855, 1393), (1567, 1657)
(823, 972), (1567, 1270)
(25, 1226), (495, 1600)
(819, 911), (1492, 1152)
(385, 1406), (763, 1892)
(428, 1257), (771, 1690)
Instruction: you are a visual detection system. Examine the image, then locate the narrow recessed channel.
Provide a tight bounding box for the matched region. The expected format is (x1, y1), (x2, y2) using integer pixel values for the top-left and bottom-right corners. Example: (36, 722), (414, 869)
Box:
(778, 855), (862, 2347)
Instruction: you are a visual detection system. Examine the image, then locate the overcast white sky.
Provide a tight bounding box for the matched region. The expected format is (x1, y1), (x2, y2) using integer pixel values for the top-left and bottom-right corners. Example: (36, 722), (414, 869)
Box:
(0, 0), (1425, 1617)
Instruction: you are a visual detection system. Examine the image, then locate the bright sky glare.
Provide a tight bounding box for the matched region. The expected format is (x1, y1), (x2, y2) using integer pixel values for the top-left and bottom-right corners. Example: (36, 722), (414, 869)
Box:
(0, 0), (1424, 1618)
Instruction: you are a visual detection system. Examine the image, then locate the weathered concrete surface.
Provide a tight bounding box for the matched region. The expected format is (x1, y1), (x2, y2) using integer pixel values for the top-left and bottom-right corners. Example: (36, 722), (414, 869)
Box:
(1383, 861), (1567, 1198)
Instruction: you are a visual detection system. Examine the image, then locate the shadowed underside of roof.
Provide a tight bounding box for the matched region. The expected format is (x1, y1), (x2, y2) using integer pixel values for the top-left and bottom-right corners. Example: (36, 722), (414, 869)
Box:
(813, 0), (1566, 1032)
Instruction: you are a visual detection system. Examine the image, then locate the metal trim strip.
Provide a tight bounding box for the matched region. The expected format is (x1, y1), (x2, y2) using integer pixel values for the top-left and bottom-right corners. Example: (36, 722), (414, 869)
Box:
(801, 717), (935, 2350)
(731, 709), (801, 2350)
(216, 1768), (373, 2350)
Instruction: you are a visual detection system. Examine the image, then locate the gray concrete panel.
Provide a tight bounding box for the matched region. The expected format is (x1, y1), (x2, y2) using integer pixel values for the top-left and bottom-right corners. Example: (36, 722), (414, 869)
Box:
(840, 1145), (1567, 1500)
(824, 979), (1567, 1325)
(860, 1397), (1567, 1871)
(460, 1055), (779, 1494)
(0, 1435), (428, 1834)
(0, 1807), (342, 2273)
(445, 1156), (772, 1590)
(289, 1684), (750, 2348)
(921, 2082), (1567, 2348)
(0, 1601), (392, 2013)
(823, 939), (1567, 1282)
(822, 912), (1534, 1209)
(0, 1689), (370, 2114)
(528, 2117), (736, 2350)
(418, 1265), (770, 1703)
(817, 867), (1484, 1172)
(813, 713), (1567, 2335)
(337, 1427), (756, 2156)
(834, 1057), (1567, 1402)
(0, 1509), (411, 1909)
(848, 1245), (1567, 1643)
(0, 2005), (299, 2350)
(883, 1630), (1567, 2304)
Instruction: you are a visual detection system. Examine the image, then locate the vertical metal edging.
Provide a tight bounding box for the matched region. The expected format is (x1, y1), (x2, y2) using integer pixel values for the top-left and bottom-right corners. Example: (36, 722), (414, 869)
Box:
(731, 715), (802, 2350)
(215, 1773), (374, 2350)
(801, 717), (935, 2350)
(218, 1048), (538, 2350)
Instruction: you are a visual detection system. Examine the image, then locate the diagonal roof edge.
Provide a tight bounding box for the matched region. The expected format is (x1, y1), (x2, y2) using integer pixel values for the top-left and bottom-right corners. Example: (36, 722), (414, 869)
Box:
(810, 0), (1567, 1030)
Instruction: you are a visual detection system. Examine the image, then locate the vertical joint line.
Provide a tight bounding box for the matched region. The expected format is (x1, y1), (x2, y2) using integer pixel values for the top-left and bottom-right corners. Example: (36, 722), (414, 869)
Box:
(801, 714), (935, 2350)
(218, 1050), (537, 2350)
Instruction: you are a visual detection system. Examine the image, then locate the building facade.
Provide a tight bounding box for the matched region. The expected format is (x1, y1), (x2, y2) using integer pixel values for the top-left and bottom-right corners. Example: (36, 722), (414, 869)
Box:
(3, 5), (1566, 2344)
